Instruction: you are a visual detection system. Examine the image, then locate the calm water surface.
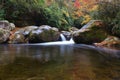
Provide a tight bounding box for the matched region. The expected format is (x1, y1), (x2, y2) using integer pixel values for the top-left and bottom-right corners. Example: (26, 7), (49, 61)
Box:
(0, 44), (120, 80)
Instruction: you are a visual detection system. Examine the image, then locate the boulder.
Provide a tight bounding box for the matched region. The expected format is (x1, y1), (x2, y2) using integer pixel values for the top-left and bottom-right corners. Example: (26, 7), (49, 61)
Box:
(10, 26), (38, 43)
(0, 28), (10, 43)
(72, 20), (108, 44)
(0, 20), (15, 31)
(94, 36), (120, 47)
(10, 25), (60, 43)
(29, 25), (60, 43)
(9, 33), (26, 44)
(61, 31), (72, 40)
(14, 26), (38, 36)
(23, 26), (38, 36)
(28, 29), (44, 43)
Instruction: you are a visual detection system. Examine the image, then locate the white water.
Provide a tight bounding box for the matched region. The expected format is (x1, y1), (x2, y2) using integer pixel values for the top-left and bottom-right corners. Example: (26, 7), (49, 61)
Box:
(37, 38), (75, 45)
(60, 34), (66, 41)
(19, 34), (74, 45)
(22, 34), (75, 45)
(38, 34), (74, 45)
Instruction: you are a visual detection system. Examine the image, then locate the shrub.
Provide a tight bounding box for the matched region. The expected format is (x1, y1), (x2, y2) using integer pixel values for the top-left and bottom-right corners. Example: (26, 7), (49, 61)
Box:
(0, 9), (5, 20)
(94, 0), (120, 35)
(0, 1), (5, 20)
(3, 0), (74, 30)
(4, 0), (46, 26)
(73, 16), (84, 29)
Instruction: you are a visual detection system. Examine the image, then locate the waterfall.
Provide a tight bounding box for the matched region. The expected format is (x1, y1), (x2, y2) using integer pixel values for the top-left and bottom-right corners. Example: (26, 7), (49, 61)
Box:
(23, 34), (75, 45)
(60, 34), (66, 41)
(69, 38), (74, 43)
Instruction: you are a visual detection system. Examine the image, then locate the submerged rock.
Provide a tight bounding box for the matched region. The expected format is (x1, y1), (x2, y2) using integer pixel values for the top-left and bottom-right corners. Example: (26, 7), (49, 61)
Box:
(0, 28), (10, 43)
(73, 20), (108, 44)
(29, 25), (60, 43)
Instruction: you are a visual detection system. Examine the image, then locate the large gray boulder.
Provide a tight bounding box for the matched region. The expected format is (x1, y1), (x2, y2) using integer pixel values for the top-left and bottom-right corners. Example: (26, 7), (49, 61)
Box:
(9, 26), (38, 43)
(14, 26), (38, 36)
(0, 28), (10, 43)
(0, 20), (15, 31)
(10, 25), (60, 43)
(29, 25), (60, 43)
(72, 20), (108, 44)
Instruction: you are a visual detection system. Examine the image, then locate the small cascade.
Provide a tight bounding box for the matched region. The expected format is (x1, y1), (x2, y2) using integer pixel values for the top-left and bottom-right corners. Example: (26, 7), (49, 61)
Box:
(60, 34), (66, 41)
(69, 38), (75, 44)
(24, 34), (75, 45)
(27, 37), (75, 45)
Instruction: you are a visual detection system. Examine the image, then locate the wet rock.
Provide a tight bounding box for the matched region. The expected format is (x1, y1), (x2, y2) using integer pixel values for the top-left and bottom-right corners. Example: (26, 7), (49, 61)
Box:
(0, 20), (15, 31)
(14, 26), (38, 36)
(10, 26), (38, 43)
(10, 25), (60, 43)
(10, 23), (15, 31)
(9, 33), (26, 44)
(0, 28), (10, 43)
(94, 36), (120, 47)
(28, 29), (44, 43)
(29, 25), (60, 43)
(73, 20), (108, 44)
(61, 31), (72, 40)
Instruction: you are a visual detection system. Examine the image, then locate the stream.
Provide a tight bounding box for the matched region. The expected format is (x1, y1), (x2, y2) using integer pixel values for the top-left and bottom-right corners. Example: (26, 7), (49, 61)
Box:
(0, 43), (120, 80)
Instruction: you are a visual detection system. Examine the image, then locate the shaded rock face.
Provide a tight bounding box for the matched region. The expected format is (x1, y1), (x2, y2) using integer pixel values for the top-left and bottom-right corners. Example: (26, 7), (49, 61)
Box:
(61, 31), (71, 40)
(29, 25), (60, 43)
(0, 28), (10, 43)
(73, 20), (108, 44)
(0, 20), (15, 31)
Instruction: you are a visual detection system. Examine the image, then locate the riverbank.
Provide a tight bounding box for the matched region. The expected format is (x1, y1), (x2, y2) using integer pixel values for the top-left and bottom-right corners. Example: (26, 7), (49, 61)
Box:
(0, 20), (120, 50)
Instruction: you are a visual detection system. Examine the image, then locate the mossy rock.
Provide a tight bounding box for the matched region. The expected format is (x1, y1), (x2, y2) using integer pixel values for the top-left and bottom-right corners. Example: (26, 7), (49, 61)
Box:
(0, 20), (15, 31)
(94, 36), (120, 48)
(0, 28), (10, 43)
(28, 25), (60, 43)
(9, 33), (26, 44)
(73, 20), (108, 44)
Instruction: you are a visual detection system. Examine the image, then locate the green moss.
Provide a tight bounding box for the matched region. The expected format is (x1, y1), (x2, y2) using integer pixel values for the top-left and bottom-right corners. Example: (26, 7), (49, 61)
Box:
(76, 30), (107, 44)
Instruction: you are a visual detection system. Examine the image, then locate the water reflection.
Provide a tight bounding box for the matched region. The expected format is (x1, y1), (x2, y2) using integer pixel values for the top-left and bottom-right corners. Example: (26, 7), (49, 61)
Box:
(0, 44), (74, 64)
(0, 44), (120, 80)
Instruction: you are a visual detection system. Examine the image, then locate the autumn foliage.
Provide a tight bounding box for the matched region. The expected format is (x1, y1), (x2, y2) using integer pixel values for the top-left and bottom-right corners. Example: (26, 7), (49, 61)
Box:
(73, 0), (98, 24)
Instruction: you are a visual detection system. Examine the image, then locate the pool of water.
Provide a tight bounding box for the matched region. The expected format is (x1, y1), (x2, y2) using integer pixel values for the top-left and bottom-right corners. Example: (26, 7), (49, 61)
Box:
(0, 44), (120, 80)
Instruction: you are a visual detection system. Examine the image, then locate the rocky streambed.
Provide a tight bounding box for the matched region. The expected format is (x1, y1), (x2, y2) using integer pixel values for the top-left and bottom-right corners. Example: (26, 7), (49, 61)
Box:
(0, 20), (120, 49)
